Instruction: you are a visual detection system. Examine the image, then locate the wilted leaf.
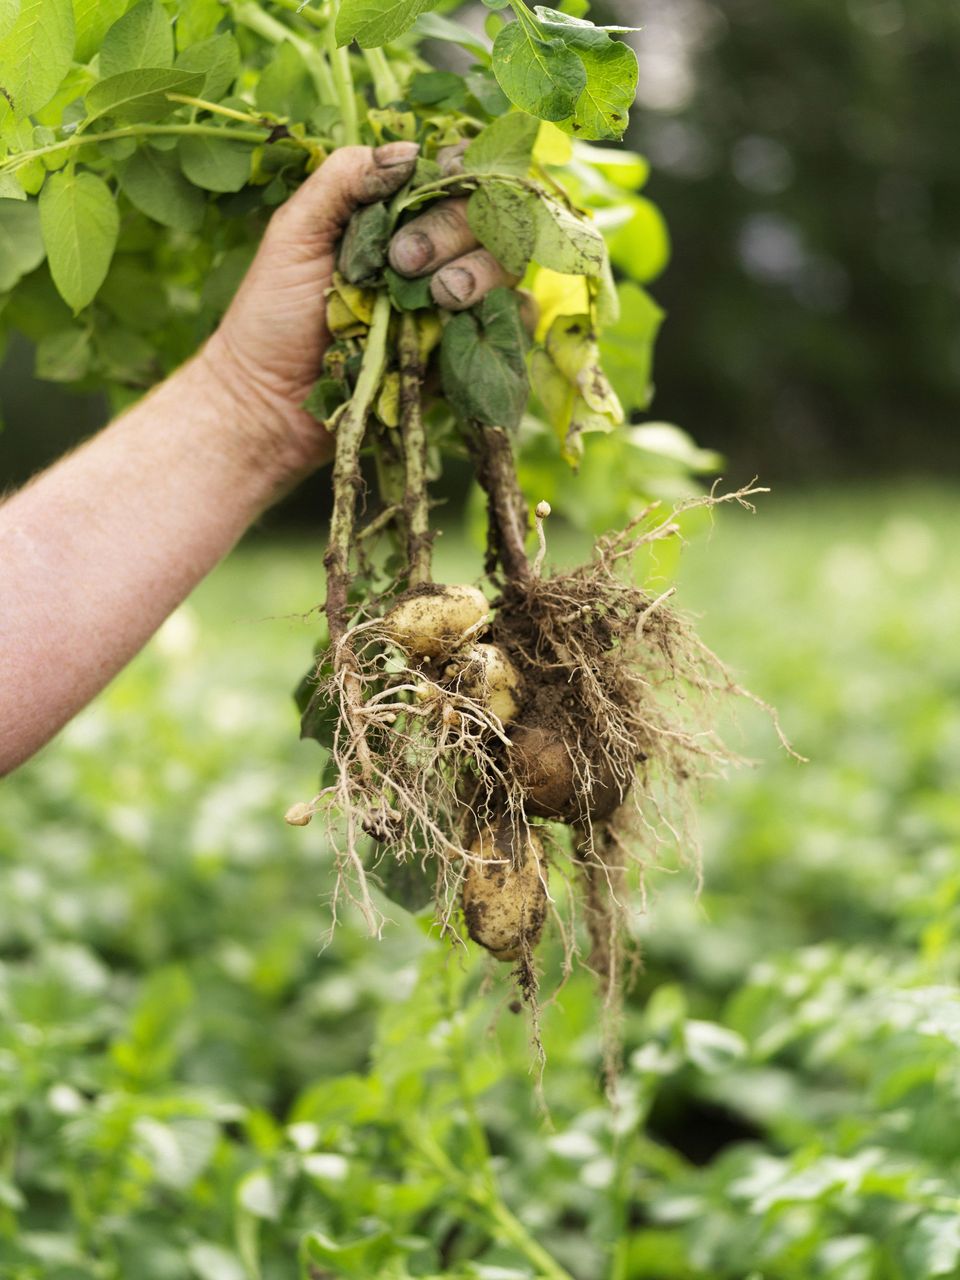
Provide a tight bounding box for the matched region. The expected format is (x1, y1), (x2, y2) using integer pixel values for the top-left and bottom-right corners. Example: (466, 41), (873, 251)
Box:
(533, 196), (606, 276)
(467, 181), (539, 276)
(338, 200), (392, 284)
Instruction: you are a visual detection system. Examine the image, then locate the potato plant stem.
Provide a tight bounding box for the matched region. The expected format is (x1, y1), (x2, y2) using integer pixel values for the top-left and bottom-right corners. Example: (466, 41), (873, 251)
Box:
(0, 123), (298, 175)
(411, 1129), (574, 1280)
(324, 290), (391, 645)
(363, 47), (402, 105)
(324, 0), (360, 146)
(234, 0), (337, 104)
(399, 312), (433, 586)
(467, 423), (532, 583)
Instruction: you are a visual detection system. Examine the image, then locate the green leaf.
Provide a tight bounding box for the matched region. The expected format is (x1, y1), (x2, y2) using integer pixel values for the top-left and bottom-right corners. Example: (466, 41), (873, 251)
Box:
(467, 181), (538, 276)
(906, 1213), (960, 1278)
(491, 19), (586, 123)
(385, 266), (431, 311)
(95, 324), (156, 382)
(179, 133), (251, 192)
(176, 0), (223, 49)
(605, 195), (670, 283)
(73, 0), (127, 65)
(0, 171), (27, 201)
(558, 38), (637, 141)
(338, 201), (391, 284)
(38, 170), (118, 312)
(35, 326), (91, 380)
(99, 257), (168, 331)
(627, 423), (723, 475)
(85, 67), (204, 123)
(134, 1116), (218, 1190)
(463, 111), (540, 177)
(466, 69), (509, 116)
(407, 70), (464, 108)
(254, 40), (314, 121)
(188, 1243), (247, 1280)
(533, 196), (606, 275)
(0, 0), (74, 119)
(599, 281), (664, 414)
(0, 199), (45, 289)
(0, 0), (19, 41)
(532, 7), (639, 48)
(371, 853), (435, 913)
(99, 0), (173, 77)
(119, 145), (205, 231)
(440, 287), (530, 429)
(336, 0), (446, 49)
(175, 33), (240, 102)
(236, 1168), (280, 1221)
(300, 1228), (396, 1279)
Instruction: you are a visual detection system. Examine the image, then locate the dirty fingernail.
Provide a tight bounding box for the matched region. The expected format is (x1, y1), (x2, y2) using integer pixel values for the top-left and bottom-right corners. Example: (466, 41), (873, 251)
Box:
(434, 266), (475, 305)
(390, 231), (432, 274)
(374, 141), (420, 167)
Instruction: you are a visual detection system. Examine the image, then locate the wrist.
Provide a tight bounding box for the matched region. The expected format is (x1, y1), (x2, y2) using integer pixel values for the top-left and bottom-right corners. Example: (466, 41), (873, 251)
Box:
(195, 330), (333, 492)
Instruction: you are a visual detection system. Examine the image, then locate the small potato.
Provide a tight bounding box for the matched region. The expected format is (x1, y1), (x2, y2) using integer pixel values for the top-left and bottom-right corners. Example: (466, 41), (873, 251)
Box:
(510, 726), (623, 822)
(462, 826), (548, 962)
(457, 643), (522, 726)
(383, 584), (489, 660)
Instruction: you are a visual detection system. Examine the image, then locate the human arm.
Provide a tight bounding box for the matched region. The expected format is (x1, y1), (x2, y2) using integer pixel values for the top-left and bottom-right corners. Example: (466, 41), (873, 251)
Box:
(0, 142), (515, 775)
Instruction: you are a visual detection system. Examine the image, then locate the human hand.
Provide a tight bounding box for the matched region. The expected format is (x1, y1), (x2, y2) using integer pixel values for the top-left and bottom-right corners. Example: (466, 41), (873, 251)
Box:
(202, 142), (519, 479)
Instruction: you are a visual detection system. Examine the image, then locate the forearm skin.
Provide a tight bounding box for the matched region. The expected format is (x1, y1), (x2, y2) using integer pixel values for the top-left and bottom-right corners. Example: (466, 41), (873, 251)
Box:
(0, 347), (303, 775)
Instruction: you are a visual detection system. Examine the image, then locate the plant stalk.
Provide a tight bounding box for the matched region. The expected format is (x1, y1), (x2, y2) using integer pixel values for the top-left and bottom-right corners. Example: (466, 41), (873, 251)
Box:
(324, 0), (360, 146)
(466, 422), (532, 583)
(363, 47), (401, 105)
(234, 0), (337, 104)
(0, 123), (299, 175)
(398, 312), (433, 586)
(324, 290), (391, 646)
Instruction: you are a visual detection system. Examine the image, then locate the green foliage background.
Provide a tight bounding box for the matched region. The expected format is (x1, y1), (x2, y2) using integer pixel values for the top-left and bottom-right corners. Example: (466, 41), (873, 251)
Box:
(4, 490), (960, 1278)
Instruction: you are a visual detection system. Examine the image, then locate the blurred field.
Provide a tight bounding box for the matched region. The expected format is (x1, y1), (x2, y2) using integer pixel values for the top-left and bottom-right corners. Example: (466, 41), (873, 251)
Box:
(3, 484), (960, 1278)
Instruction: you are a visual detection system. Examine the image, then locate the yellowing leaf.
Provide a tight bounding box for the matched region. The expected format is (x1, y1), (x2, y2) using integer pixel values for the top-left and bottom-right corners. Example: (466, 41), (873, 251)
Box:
(416, 312), (442, 363)
(332, 273), (377, 325)
(534, 121), (573, 167)
(376, 370), (400, 427)
(326, 291), (367, 338)
(545, 313), (622, 419)
(529, 266), (590, 340)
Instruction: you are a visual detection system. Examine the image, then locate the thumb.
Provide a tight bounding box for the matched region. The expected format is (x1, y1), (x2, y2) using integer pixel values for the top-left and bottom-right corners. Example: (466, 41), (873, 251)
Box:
(264, 142), (420, 252)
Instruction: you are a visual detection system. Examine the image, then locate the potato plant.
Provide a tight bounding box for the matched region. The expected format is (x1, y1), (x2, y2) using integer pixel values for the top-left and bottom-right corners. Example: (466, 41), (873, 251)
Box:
(0, 0), (771, 1026)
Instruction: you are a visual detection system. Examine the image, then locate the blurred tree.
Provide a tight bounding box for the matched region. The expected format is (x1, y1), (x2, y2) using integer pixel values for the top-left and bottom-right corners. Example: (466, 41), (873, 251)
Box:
(616, 0), (960, 479)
